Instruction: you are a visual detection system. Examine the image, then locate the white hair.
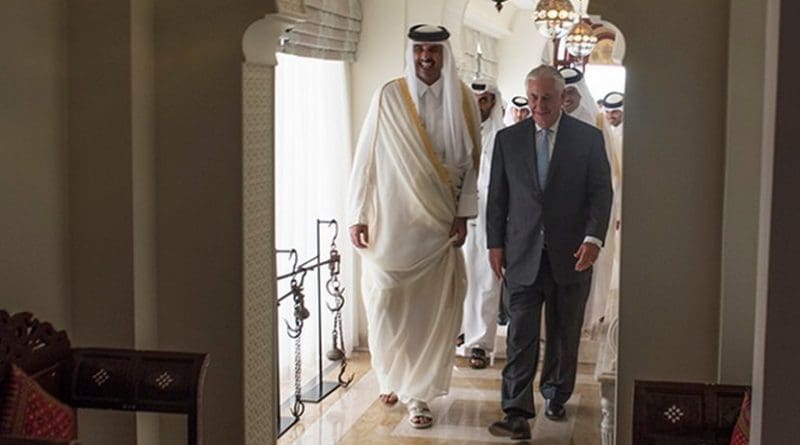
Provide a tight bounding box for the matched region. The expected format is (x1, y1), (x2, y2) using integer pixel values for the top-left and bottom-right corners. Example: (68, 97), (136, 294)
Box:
(525, 65), (566, 92)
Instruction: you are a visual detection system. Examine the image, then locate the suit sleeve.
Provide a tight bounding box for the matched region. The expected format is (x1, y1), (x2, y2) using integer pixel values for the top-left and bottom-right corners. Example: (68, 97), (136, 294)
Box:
(584, 129), (613, 242)
(486, 132), (508, 248)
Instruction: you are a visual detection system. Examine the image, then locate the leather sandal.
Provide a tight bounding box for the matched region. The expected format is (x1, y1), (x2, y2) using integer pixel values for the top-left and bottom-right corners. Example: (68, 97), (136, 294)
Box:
(469, 348), (489, 369)
(408, 400), (433, 429)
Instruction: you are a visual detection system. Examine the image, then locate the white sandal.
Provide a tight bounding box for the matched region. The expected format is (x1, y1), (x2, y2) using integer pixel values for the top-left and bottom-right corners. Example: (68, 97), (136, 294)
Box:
(407, 400), (433, 429)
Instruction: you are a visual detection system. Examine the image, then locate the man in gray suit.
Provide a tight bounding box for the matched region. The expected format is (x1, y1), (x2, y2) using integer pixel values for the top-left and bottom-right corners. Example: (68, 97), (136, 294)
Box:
(486, 65), (612, 440)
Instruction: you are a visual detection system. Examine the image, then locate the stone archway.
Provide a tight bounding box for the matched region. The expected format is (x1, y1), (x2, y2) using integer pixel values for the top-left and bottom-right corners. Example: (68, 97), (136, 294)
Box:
(240, 5), (304, 443)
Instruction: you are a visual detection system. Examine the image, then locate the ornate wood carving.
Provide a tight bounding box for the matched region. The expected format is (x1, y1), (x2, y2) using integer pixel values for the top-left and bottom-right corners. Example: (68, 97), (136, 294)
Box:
(0, 310), (71, 385)
(1, 311), (210, 445)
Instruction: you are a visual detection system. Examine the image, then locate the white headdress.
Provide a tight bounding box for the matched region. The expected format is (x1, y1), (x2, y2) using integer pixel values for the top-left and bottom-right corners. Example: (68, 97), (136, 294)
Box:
(560, 67), (600, 126)
(404, 25), (475, 167)
(470, 78), (504, 133)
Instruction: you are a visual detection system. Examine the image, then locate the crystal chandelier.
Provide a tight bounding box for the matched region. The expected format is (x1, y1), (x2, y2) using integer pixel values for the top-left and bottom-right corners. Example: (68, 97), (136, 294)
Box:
(533, 0), (578, 40)
(565, 20), (598, 57)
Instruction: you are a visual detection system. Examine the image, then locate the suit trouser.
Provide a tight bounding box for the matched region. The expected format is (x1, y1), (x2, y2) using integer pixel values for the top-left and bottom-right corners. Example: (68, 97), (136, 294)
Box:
(501, 250), (592, 418)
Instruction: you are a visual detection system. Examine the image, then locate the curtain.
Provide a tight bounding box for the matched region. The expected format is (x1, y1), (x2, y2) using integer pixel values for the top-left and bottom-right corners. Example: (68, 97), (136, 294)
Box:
(280, 0), (362, 62)
(275, 52), (356, 404)
(459, 27), (499, 82)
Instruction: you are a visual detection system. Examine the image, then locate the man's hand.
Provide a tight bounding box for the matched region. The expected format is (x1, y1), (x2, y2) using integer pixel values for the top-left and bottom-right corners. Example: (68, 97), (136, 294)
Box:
(450, 217), (468, 247)
(489, 248), (505, 280)
(573, 242), (600, 271)
(349, 224), (369, 249)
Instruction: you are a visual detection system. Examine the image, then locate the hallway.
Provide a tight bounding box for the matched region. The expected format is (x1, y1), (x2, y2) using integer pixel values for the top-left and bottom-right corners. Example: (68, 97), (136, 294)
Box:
(278, 351), (602, 444)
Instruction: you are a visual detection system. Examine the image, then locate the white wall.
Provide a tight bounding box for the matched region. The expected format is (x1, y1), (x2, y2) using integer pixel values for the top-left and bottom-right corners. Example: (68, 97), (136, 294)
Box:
(463, 0), (516, 38)
(496, 10), (548, 104)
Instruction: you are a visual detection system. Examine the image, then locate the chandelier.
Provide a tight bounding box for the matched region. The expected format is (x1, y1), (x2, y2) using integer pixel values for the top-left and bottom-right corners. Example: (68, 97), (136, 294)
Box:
(565, 20), (598, 57)
(533, 0), (578, 40)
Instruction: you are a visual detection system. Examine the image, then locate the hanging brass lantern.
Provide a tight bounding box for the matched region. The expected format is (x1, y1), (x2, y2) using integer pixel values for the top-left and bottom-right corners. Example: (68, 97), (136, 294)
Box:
(533, 0), (579, 40)
(565, 20), (598, 57)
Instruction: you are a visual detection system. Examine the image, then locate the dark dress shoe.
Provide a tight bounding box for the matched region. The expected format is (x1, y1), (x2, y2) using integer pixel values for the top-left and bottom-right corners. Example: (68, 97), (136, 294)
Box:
(488, 415), (531, 440)
(545, 400), (566, 420)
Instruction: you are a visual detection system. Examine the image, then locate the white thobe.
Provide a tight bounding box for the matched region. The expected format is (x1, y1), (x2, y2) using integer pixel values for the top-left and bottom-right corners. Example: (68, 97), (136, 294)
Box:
(584, 120), (623, 333)
(568, 106), (597, 128)
(348, 77), (481, 403)
(461, 112), (504, 352)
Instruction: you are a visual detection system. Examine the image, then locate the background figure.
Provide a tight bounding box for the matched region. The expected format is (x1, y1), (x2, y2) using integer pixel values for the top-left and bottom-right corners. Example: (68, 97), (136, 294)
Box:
(559, 67), (599, 127)
(585, 92), (625, 331)
(559, 67), (617, 337)
(347, 24), (481, 430)
(503, 95), (530, 126)
(461, 78), (505, 370)
(486, 65), (612, 440)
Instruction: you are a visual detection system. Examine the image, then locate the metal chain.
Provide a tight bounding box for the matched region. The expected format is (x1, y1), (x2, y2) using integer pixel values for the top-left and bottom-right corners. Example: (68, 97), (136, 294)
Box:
(288, 275), (307, 418)
(290, 326), (304, 417)
(325, 240), (354, 387)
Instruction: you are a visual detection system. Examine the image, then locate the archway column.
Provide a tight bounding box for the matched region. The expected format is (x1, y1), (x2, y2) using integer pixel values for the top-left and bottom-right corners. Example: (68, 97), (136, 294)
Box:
(242, 11), (303, 444)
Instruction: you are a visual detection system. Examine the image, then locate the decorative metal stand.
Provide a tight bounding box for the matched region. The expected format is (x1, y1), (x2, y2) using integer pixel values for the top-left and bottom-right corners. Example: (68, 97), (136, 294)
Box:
(301, 219), (353, 403)
(275, 249), (308, 437)
(275, 219), (354, 437)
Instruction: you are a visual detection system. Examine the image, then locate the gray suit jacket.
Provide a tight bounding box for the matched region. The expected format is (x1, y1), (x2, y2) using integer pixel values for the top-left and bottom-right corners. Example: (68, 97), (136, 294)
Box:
(486, 114), (613, 286)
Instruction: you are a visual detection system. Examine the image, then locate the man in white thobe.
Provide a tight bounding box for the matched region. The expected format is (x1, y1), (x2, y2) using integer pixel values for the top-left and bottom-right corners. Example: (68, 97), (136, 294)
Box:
(503, 95), (530, 126)
(347, 24), (481, 430)
(461, 78), (504, 369)
(558, 67), (620, 335)
(584, 91), (624, 335)
(559, 67), (600, 127)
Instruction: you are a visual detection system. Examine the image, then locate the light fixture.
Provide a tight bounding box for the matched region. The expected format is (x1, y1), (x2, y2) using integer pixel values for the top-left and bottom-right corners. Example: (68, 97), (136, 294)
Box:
(492, 0), (509, 12)
(533, 0), (578, 40)
(565, 19), (598, 57)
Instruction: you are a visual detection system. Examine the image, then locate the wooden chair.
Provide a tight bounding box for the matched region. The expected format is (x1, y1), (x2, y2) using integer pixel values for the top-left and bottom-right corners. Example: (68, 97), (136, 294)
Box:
(1, 310), (209, 445)
(633, 379), (749, 445)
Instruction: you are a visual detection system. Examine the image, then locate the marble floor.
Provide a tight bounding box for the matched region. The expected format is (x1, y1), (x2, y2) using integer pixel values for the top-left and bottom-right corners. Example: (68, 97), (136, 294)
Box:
(278, 350), (602, 444)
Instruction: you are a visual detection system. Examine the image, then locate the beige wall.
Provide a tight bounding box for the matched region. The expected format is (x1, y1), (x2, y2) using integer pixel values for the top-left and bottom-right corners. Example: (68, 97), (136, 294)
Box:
(153, 1), (267, 443)
(612, 0), (730, 442)
(0, 0), (70, 330)
(718, 0), (765, 386)
(2, 0), (271, 442)
(68, 1), (138, 442)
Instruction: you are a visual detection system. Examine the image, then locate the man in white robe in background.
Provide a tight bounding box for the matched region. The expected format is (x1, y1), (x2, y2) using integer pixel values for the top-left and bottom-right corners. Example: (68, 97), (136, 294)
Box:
(584, 91), (624, 335)
(558, 67), (618, 335)
(503, 95), (530, 126)
(347, 24), (481, 430)
(461, 78), (504, 369)
(559, 67), (599, 127)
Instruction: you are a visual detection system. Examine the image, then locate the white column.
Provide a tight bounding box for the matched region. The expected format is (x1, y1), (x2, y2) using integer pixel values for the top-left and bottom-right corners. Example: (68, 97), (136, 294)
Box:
(241, 13), (302, 444)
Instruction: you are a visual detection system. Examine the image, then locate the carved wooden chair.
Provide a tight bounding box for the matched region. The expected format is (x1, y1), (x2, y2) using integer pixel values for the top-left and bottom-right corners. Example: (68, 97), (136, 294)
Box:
(0, 310), (209, 445)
